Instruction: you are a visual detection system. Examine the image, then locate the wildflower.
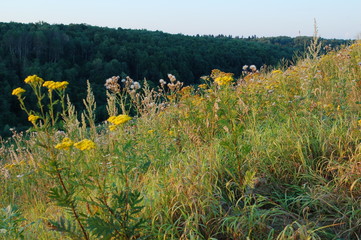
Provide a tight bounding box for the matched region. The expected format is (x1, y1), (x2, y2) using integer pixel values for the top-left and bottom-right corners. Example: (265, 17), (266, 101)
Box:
(133, 81), (141, 90)
(249, 65), (257, 72)
(350, 43), (361, 50)
(168, 74), (176, 83)
(272, 70), (283, 74)
(28, 115), (40, 124)
(242, 65), (249, 71)
(192, 96), (205, 106)
(108, 125), (118, 131)
(159, 79), (166, 85)
(180, 86), (192, 95)
(12, 87), (26, 97)
(148, 129), (155, 134)
(358, 119), (361, 127)
(200, 76), (209, 81)
(3, 163), (16, 169)
(74, 139), (96, 151)
(198, 84), (207, 89)
(211, 69), (234, 86)
(43, 81), (69, 90)
(167, 94), (176, 101)
(55, 137), (74, 150)
(105, 76), (120, 93)
(24, 75), (44, 85)
(107, 114), (132, 126)
(214, 75), (233, 86)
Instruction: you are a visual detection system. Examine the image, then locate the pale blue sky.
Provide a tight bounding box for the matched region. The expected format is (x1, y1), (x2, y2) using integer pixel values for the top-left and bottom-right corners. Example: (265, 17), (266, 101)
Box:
(1, 0), (360, 39)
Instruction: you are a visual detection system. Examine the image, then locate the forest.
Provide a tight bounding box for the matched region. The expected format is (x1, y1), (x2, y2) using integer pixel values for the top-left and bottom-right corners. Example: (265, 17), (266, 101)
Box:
(0, 22), (349, 136)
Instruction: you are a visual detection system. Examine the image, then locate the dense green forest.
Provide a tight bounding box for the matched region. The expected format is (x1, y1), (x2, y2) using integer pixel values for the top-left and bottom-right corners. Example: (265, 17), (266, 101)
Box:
(0, 22), (349, 136)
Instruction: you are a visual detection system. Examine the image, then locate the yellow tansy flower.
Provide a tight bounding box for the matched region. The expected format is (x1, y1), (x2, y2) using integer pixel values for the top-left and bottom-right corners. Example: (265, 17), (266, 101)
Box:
(198, 84), (207, 89)
(214, 75), (233, 85)
(28, 115), (40, 124)
(74, 139), (96, 151)
(24, 75), (44, 85)
(107, 114), (132, 126)
(109, 125), (117, 131)
(211, 69), (234, 86)
(43, 81), (69, 90)
(180, 86), (193, 95)
(271, 70), (283, 74)
(55, 138), (74, 150)
(12, 87), (26, 97)
(358, 119), (361, 127)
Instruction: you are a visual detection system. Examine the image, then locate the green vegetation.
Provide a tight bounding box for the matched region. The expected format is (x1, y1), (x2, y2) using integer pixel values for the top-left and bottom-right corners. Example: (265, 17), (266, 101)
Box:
(0, 22), (349, 136)
(1, 35), (360, 239)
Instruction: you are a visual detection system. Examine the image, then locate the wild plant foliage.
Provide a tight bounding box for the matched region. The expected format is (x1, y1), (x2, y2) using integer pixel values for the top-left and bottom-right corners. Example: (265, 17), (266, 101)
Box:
(1, 41), (361, 239)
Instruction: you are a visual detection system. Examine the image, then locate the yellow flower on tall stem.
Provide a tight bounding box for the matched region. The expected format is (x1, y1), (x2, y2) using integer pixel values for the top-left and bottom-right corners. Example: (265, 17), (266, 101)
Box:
(24, 75), (44, 86)
(12, 87), (26, 97)
(74, 139), (96, 151)
(43, 81), (69, 91)
(211, 69), (234, 86)
(107, 114), (132, 131)
(28, 114), (40, 125)
(55, 138), (74, 150)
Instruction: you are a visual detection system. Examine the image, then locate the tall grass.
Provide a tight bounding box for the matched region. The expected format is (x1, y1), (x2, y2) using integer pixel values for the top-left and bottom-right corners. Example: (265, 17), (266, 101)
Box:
(1, 41), (361, 239)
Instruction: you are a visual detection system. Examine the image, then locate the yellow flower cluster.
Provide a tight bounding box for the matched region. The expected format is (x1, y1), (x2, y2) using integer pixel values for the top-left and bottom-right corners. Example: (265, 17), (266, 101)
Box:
(28, 115), (40, 124)
(43, 81), (69, 90)
(198, 84), (208, 89)
(272, 70), (283, 74)
(74, 139), (96, 151)
(55, 137), (74, 150)
(211, 69), (234, 86)
(24, 75), (44, 85)
(180, 86), (193, 95)
(350, 43), (361, 50)
(12, 87), (26, 97)
(358, 119), (361, 127)
(214, 75), (233, 86)
(107, 114), (132, 131)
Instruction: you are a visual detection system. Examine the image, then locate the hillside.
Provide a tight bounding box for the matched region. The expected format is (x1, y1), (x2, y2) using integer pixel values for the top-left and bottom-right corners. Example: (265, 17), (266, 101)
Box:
(0, 22), (349, 136)
(1, 39), (360, 239)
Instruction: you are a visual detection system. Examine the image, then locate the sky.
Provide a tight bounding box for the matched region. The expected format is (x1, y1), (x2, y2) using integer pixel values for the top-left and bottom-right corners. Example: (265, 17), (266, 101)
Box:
(1, 0), (360, 39)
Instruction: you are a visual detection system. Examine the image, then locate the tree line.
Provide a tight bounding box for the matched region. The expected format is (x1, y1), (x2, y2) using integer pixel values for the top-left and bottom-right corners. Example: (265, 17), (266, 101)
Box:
(0, 22), (349, 136)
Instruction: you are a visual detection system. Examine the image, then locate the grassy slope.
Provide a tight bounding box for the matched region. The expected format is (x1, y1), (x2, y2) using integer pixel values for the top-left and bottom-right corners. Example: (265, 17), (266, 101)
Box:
(1, 42), (361, 239)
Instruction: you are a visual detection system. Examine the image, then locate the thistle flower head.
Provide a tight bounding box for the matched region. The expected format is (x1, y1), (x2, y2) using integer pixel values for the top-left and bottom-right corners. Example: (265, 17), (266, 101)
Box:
(249, 65), (257, 72)
(133, 81), (141, 90)
(167, 74), (176, 83)
(105, 76), (120, 93)
(159, 79), (166, 85)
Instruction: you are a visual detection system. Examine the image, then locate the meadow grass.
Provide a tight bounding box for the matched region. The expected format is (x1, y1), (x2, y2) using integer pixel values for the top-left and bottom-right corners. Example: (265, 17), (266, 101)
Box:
(1, 41), (361, 239)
